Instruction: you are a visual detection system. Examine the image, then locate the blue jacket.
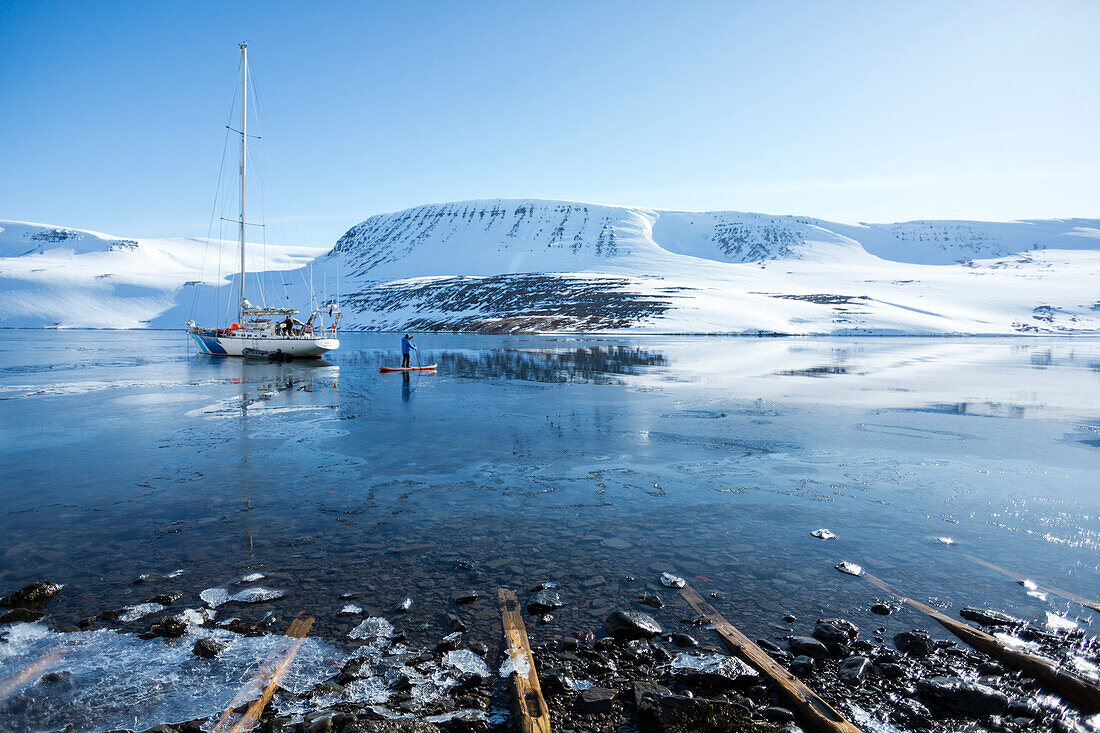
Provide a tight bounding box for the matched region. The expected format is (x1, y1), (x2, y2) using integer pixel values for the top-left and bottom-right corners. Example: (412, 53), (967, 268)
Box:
(401, 336), (414, 354)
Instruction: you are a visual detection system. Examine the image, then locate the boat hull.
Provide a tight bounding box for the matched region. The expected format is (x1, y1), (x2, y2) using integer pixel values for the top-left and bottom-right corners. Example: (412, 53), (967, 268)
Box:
(191, 333), (339, 358)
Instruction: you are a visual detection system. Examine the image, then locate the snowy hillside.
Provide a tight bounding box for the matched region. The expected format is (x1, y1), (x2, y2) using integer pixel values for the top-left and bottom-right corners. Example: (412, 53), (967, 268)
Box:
(0, 221), (324, 329)
(317, 199), (1100, 334)
(2, 200), (1099, 334)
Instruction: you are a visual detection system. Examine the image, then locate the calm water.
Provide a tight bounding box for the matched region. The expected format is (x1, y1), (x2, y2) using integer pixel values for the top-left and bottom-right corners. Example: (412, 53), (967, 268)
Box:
(1, 331), (1098, 729)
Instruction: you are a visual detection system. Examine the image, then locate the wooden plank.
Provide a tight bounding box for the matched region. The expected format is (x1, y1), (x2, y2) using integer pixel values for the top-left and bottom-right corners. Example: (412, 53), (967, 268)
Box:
(864, 572), (1100, 713)
(211, 614), (315, 733)
(963, 554), (1100, 613)
(678, 583), (862, 733)
(498, 588), (551, 733)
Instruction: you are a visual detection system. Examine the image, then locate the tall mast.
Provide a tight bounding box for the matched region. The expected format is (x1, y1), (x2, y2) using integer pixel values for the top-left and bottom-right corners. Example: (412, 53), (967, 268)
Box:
(238, 42), (248, 325)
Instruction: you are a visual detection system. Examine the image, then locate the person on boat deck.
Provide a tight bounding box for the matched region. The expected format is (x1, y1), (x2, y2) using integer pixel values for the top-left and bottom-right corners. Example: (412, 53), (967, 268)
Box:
(282, 316), (294, 336)
(401, 334), (416, 368)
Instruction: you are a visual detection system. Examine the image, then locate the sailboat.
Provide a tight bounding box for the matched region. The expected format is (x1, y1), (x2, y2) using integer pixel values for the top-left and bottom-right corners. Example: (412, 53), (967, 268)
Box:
(187, 43), (339, 359)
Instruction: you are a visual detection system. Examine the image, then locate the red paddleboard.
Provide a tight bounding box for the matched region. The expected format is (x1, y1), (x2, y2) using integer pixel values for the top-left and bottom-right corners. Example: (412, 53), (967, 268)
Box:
(379, 364), (437, 372)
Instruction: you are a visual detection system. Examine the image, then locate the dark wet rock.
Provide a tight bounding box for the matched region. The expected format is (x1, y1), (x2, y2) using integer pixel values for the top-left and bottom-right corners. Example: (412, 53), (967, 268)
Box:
(1, 607), (45, 623)
(817, 618), (858, 639)
(578, 687), (617, 713)
(959, 606), (1023, 628)
(454, 591), (478, 605)
(342, 721), (443, 733)
(783, 613), (797, 623)
(141, 725), (180, 733)
(638, 592), (664, 609)
(916, 675), (1009, 715)
(762, 706), (795, 723)
(811, 623), (850, 645)
(530, 581), (558, 592)
(605, 610), (662, 639)
(527, 589), (563, 616)
(756, 639), (782, 654)
(145, 592), (183, 606)
(1, 580), (62, 609)
(443, 612), (467, 632)
(894, 630), (936, 657)
(468, 641), (488, 657)
(193, 637), (227, 659)
(637, 690), (763, 733)
(876, 662), (906, 679)
(436, 631), (463, 651)
(837, 656), (871, 685)
(36, 670), (73, 687)
(889, 697), (933, 728)
(870, 602), (895, 615)
(149, 615), (188, 638)
(787, 636), (829, 660)
(672, 633), (698, 648)
(789, 655), (814, 676)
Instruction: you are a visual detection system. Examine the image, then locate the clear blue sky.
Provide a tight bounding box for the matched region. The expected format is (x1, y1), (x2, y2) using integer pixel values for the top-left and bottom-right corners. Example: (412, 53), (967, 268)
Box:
(2, 0), (1097, 246)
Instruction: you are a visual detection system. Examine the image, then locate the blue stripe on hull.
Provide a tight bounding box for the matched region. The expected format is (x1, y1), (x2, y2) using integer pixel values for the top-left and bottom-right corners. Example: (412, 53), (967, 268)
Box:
(192, 334), (228, 355)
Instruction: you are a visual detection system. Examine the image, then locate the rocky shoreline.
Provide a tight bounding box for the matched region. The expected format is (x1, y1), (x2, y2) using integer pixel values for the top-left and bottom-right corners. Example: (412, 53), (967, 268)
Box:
(1, 576), (1098, 733)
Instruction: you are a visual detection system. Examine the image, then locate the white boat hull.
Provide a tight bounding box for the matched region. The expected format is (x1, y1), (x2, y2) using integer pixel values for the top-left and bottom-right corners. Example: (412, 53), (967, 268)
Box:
(191, 333), (339, 358)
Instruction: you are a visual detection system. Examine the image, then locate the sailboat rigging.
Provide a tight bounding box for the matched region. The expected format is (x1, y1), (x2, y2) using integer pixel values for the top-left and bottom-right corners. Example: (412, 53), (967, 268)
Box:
(187, 43), (339, 359)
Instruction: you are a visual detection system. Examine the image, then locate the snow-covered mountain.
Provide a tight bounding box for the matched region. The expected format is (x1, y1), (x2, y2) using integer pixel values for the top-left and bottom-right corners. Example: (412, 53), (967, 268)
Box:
(316, 199), (1100, 334)
(0, 221), (323, 328)
(2, 200), (1099, 334)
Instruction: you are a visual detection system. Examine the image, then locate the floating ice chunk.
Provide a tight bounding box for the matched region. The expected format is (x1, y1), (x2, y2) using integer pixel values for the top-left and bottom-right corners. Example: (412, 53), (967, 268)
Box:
(936, 537), (955, 545)
(671, 652), (758, 682)
(1019, 579), (1038, 590)
(994, 632), (1041, 651)
(1070, 655), (1099, 682)
(835, 561), (863, 576)
(443, 649), (491, 679)
(349, 617), (394, 641)
(1045, 612), (1078, 631)
(166, 569), (185, 578)
(1027, 590), (1048, 601)
(240, 572), (266, 583)
(499, 648), (531, 679)
(660, 572), (686, 589)
(427, 709), (488, 725)
(228, 586), (284, 604)
(178, 608), (209, 627)
(118, 603), (165, 622)
(340, 604), (363, 615)
(811, 529), (836, 540)
(565, 678), (594, 691)
(200, 587), (229, 608)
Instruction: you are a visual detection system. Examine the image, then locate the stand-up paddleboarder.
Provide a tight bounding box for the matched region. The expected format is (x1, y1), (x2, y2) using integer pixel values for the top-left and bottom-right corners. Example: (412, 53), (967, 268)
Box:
(401, 334), (416, 368)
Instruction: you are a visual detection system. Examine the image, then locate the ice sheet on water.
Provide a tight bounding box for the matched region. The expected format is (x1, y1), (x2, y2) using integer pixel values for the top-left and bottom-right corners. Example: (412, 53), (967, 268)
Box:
(349, 617), (394, 640)
(443, 649), (491, 679)
(1045, 612), (1078, 631)
(811, 528), (836, 540)
(240, 572), (266, 583)
(0, 622), (342, 733)
(118, 602), (165, 622)
(200, 587), (229, 608)
(228, 586), (284, 603)
(499, 648), (531, 679)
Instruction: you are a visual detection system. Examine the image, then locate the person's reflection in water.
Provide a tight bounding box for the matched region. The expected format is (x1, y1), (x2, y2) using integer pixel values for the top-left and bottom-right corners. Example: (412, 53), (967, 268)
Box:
(401, 371), (411, 402)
